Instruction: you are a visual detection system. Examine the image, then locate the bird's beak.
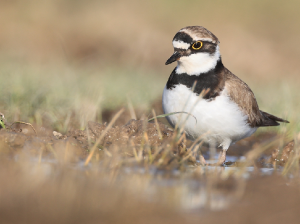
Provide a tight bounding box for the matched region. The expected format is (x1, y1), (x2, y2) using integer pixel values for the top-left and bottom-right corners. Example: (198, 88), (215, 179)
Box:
(165, 51), (181, 65)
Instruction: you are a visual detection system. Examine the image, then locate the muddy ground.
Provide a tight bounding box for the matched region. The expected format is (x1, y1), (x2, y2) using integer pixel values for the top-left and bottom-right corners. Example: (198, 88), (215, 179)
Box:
(0, 171), (299, 224)
(0, 110), (299, 224)
(0, 116), (294, 167)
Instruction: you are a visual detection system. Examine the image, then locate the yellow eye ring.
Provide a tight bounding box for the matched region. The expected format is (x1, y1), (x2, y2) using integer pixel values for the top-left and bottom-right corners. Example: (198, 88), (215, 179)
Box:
(192, 41), (203, 50)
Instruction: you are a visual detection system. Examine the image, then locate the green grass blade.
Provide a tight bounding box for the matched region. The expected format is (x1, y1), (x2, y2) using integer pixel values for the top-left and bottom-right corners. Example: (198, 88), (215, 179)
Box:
(0, 119), (5, 129)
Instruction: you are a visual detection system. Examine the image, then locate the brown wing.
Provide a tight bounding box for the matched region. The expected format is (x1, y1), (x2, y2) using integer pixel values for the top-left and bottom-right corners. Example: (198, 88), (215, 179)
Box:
(224, 68), (289, 127)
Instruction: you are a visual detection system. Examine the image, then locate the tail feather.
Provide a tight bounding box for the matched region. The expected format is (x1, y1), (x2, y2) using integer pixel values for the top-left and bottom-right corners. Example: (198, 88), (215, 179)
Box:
(259, 111), (289, 127)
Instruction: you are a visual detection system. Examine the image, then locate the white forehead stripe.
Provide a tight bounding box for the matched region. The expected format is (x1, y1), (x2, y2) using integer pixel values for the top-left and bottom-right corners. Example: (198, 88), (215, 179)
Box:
(194, 38), (213, 42)
(172, 40), (190, 50)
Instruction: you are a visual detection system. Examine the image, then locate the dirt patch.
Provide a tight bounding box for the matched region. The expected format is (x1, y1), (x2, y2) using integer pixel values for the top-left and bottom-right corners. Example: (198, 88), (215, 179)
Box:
(67, 119), (174, 154)
(0, 113), (297, 167)
(0, 115), (299, 224)
(0, 119), (178, 164)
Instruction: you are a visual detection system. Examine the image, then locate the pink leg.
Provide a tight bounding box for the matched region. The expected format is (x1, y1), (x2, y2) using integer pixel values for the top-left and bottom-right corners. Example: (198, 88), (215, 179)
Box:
(217, 150), (226, 165)
(199, 154), (207, 165)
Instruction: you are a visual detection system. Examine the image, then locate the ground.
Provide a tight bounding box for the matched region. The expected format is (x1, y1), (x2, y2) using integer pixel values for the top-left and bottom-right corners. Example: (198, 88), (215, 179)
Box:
(0, 108), (299, 224)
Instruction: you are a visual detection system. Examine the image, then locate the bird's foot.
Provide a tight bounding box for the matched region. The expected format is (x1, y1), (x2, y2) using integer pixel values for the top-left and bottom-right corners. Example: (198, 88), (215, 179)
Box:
(199, 154), (207, 166)
(216, 150), (226, 166)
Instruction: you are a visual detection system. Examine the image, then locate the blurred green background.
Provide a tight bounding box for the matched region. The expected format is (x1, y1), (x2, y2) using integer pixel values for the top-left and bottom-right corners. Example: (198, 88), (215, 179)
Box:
(0, 0), (299, 132)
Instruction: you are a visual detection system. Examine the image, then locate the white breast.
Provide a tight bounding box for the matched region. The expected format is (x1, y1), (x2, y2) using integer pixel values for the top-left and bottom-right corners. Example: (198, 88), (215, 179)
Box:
(162, 84), (257, 149)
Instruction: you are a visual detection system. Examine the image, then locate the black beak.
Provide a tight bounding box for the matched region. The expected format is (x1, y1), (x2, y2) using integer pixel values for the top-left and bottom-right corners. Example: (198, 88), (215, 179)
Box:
(165, 51), (181, 65)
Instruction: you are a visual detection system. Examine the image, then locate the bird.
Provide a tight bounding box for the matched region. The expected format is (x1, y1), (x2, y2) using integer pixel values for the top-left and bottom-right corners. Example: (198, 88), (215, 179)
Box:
(162, 26), (289, 165)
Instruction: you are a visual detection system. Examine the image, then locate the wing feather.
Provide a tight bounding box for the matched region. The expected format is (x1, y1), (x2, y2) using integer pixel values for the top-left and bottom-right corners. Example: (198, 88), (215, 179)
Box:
(224, 68), (289, 127)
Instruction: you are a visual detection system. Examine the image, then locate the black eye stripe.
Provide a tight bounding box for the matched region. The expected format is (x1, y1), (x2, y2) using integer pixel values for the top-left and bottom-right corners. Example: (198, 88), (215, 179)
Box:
(193, 42), (201, 48)
(190, 41), (216, 50)
(191, 41), (216, 48)
(172, 41), (217, 55)
(190, 42), (217, 55)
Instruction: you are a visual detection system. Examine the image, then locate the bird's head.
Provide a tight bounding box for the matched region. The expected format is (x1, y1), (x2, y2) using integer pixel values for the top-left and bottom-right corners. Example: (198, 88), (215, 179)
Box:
(166, 26), (221, 75)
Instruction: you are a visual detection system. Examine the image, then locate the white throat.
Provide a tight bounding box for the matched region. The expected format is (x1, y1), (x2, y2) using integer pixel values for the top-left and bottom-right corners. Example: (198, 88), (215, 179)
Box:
(176, 46), (221, 75)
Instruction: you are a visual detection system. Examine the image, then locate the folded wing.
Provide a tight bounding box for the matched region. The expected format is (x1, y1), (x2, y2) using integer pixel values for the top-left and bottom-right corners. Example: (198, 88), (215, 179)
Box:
(224, 68), (289, 127)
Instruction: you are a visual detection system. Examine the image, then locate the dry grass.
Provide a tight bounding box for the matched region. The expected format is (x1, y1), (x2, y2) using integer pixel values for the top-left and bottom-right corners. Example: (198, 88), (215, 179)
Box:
(0, 116), (299, 224)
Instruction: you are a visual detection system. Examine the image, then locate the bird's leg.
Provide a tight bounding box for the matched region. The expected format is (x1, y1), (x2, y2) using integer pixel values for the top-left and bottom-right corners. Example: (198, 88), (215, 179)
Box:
(216, 149), (226, 166)
(216, 139), (231, 166)
(199, 154), (207, 165)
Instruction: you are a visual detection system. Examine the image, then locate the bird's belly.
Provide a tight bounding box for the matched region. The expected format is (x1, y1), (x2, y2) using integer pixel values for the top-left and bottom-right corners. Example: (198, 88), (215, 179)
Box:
(162, 85), (256, 146)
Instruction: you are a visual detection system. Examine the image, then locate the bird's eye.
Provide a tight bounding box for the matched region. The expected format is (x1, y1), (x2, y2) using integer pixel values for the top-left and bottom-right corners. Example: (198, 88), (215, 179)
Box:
(192, 41), (203, 50)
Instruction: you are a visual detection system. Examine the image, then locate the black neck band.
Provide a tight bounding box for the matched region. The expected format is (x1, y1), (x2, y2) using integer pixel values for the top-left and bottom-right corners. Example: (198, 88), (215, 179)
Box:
(166, 59), (224, 100)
